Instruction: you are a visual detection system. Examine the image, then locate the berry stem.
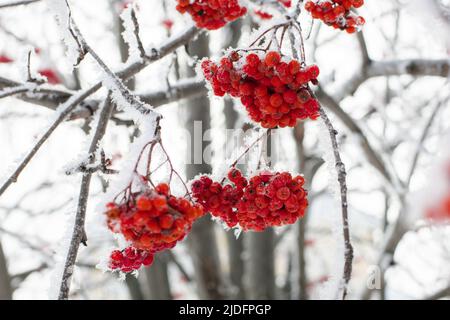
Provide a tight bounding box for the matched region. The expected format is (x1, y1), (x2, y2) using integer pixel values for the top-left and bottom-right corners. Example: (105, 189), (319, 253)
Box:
(221, 129), (272, 184)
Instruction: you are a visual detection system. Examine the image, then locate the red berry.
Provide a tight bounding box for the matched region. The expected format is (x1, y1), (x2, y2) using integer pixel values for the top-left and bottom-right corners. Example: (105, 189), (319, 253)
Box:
(265, 51), (281, 67)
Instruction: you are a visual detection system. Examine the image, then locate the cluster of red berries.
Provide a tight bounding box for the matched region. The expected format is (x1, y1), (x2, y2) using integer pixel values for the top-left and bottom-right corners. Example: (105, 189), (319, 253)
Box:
(305, 0), (365, 33)
(109, 246), (154, 273)
(104, 182), (204, 272)
(191, 169), (308, 231)
(175, 0), (247, 30)
(236, 171), (308, 231)
(191, 169), (247, 227)
(202, 50), (320, 128)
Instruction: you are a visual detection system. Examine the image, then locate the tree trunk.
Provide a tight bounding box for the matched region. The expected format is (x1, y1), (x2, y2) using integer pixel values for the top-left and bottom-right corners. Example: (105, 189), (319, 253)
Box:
(125, 274), (145, 300)
(294, 123), (308, 299)
(144, 253), (172, 300)
(0, 241), (13, 300)
(245, 229), (276, 299)
(183, 33), (224, 300)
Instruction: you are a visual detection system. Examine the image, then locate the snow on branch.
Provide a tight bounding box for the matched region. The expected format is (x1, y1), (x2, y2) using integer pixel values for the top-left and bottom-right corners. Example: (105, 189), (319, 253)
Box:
(120, 5), (146, 62)
(47, 0), (85, 71)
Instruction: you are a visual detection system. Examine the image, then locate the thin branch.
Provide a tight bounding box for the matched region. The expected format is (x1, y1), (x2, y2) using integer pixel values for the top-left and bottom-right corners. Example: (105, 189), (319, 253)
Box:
(0, 0), (40, 9)
(406, 97), (446, 187)
(0, 86), (29, 99)
(0, 85), (99, 198)
(58, 95), (114, 300)
(0, 26), (200, 198)
(356, 31), (371, 68)
(129, 7), (146, 59)
(318, 105), (353, 300)
(1, 57), (446, 115)
(317, 87), (393, 184)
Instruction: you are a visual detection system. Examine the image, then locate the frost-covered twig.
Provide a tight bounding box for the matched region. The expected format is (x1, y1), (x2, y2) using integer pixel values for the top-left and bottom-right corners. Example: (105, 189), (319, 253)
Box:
(0, 0), (40, 9)
(63, 0), (152, 116)
(65, 150), (118, 175)
(128, 7), (146, 59)
(0, 86), (29, 99)
(0, 26), (200, 198)
(58, 96), (114, 300)
(334, 58), (450, 102)
(318, 105), (354, 300)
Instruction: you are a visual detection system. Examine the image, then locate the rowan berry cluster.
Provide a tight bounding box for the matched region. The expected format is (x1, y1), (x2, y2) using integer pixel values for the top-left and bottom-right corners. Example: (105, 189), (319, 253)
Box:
(175, 0), (247, 30)
(305, 0), (365, 33)
(202, 51), (320, 128)
(191, 169), (308, 231)
(104, 182), (204, 272)
(191, 169), (247, 227)
(236, 171), (308, 231)
(109, 246), (154, 273)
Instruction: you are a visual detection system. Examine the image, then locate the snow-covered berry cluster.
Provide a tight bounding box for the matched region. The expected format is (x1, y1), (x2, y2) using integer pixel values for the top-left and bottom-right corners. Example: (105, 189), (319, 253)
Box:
(104, 182), (204, 272)
(191, 169), (308, 231)
(175, 0), (247, 30)
(109, 246), (154, 273)
(236, 171), (308, 231)
(305, 0), (365, 33)
(202, 51), (320, 128)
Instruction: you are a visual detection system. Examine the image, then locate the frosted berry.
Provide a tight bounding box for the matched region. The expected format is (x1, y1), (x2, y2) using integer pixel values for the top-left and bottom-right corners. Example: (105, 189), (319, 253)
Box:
(191, 170), (308, 231)
(202, 51), (320, 128)
(104, 183), (205, 253)
(176, 0), (247, 30)
(108, 247), (154, 273)
(304, 0), (365, 33)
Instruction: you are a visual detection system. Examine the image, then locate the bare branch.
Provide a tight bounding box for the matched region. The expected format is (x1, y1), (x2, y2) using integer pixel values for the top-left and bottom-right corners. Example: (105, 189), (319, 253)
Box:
(0, 26), (200, 198)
